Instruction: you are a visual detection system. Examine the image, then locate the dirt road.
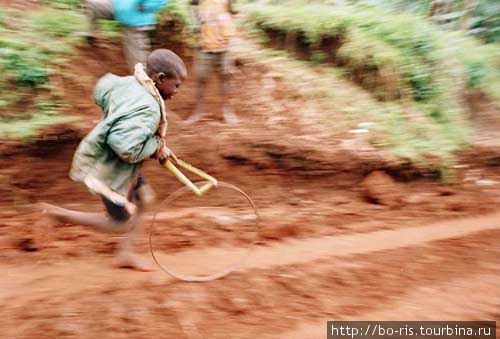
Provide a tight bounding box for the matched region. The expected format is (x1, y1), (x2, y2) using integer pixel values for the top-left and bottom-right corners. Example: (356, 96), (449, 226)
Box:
(2, 212), (500, 338)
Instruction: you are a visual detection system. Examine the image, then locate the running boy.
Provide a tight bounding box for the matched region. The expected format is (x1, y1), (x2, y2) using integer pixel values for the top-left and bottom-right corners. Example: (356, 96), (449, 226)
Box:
(41, 49), (186, 271)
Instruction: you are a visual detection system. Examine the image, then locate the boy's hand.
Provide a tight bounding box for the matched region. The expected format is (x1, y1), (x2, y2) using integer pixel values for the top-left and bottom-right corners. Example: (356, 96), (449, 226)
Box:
(159, 145), (179, 165)
(125, 201), (138, 216)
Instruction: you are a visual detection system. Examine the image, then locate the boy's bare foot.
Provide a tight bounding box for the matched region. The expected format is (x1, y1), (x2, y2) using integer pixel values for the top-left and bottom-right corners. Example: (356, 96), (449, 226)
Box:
(35, 203), (60, 248)
(37, 202), (66, 223)
(114, 252), (153, 272)
(223, 106), (239, 124)
(37, 202), (59, 220)
(38, 202), (53, 214)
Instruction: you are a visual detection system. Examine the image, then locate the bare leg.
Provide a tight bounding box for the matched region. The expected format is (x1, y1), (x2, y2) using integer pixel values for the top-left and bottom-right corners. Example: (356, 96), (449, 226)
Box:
(114, 214), (152, 271)
(122, 26), (152, 72)
(186, 76), (208, 124)
(221, 72), (238, 124)
(219, 51), (238, 124)
(39, 203), (152, 271)
(185, 50), (210, 124)
(84, 0), (113, 41)
(40, 203), (133, 234)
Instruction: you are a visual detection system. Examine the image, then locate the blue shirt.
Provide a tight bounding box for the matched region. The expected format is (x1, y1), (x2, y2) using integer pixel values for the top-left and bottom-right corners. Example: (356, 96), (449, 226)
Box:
(113, 0), (169, 27)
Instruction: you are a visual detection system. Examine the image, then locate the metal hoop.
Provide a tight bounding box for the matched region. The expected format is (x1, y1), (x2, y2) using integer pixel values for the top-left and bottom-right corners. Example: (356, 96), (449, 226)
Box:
(149, 181), (259, 282)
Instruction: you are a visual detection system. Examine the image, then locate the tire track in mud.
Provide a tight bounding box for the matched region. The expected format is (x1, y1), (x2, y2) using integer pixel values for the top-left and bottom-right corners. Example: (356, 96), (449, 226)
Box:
(2, 219), (500, 338)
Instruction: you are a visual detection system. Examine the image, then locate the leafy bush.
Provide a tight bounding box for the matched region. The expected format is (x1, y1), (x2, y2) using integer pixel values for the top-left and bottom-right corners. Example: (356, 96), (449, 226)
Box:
(0, 8), (5, 26)
(239, 1), (500, 172)
(465, 60), (487, 88)
(0, 5), (85, 139)
(160, 0), (192, 24)
(470, 1), (500, 43)
(245, 3), (444, 102)
(2, 50), (48, 87)
(42, 0), (81, 9)
(351, 0), (500, 44)
(97, 19), (122, 41)
(246, 2), (500, 101)
(28, 8), (85, 38)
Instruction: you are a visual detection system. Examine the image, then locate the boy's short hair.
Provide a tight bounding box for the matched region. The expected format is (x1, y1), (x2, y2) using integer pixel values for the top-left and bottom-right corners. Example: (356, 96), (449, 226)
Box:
(146, 49), (187, 80)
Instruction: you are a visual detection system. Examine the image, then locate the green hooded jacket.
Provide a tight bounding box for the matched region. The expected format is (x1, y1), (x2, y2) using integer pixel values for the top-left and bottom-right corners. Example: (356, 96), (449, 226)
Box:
(70, 73), (162, 198)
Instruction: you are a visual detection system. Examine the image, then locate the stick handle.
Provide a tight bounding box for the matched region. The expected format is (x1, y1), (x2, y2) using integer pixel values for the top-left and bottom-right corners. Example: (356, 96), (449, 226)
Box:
(199, 182), (215, 194)
(164, 159), (217, 196)
(176, 159), (217, 186)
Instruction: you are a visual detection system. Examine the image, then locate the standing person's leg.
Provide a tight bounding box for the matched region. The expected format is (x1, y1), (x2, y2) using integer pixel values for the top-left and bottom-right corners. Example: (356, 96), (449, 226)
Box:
(84, 0), (114, 39)
(122, 26), (152, 71)
(185, 50), (212, 124)
(217, 51), (238, 124)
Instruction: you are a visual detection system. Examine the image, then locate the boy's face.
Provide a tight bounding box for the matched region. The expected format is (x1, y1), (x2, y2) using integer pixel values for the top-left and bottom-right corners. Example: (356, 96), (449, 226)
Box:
(156, 73), (184, 100)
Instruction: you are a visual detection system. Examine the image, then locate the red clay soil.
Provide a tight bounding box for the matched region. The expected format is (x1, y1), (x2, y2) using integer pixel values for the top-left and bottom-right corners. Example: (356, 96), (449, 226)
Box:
(0, 0), (39, 10)
(1, 35), (500, 338)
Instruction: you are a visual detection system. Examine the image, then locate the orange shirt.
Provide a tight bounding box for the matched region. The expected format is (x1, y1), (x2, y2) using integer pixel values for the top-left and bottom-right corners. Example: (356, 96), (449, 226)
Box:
(198, 0), (235, 52)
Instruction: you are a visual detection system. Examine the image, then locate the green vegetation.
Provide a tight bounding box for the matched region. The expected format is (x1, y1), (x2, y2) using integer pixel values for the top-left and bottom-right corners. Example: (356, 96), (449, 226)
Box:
(160, 0), (192, 24)
(157, 0), (199, 48)
(97, 19), (122, 41)
(0, 0), (181, 140)
(244, 3), (500, 100)
(471, 0), (500, 43)
(232, 39), (470, 174)
(1, 0), (499, 176)
(241, 2), (500, 173)
(350, 0), (500, 44)
(42, 0), (81, 9)
(0, 5), (84, 139)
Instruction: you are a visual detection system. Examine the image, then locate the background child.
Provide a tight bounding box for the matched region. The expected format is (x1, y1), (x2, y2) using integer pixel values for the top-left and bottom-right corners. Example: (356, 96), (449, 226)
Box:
(84, 0), (169, 70)
(184, 0), (239, 124)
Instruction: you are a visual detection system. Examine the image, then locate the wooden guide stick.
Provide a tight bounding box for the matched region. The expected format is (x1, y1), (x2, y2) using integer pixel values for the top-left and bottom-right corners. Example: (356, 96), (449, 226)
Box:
(164, 159), (218, 196)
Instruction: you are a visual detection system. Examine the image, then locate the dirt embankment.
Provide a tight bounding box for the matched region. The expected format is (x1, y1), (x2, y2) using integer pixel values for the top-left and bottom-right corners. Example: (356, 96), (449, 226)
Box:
(3, 36), (500, 244)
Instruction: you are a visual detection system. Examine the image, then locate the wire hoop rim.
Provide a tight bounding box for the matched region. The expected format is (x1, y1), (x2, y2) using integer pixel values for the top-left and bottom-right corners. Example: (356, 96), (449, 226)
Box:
(149, 181), (259, 282)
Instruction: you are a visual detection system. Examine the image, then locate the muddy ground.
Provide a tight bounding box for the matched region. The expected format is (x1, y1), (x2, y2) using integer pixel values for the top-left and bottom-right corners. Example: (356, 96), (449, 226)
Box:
(1, 16), (500, 338)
